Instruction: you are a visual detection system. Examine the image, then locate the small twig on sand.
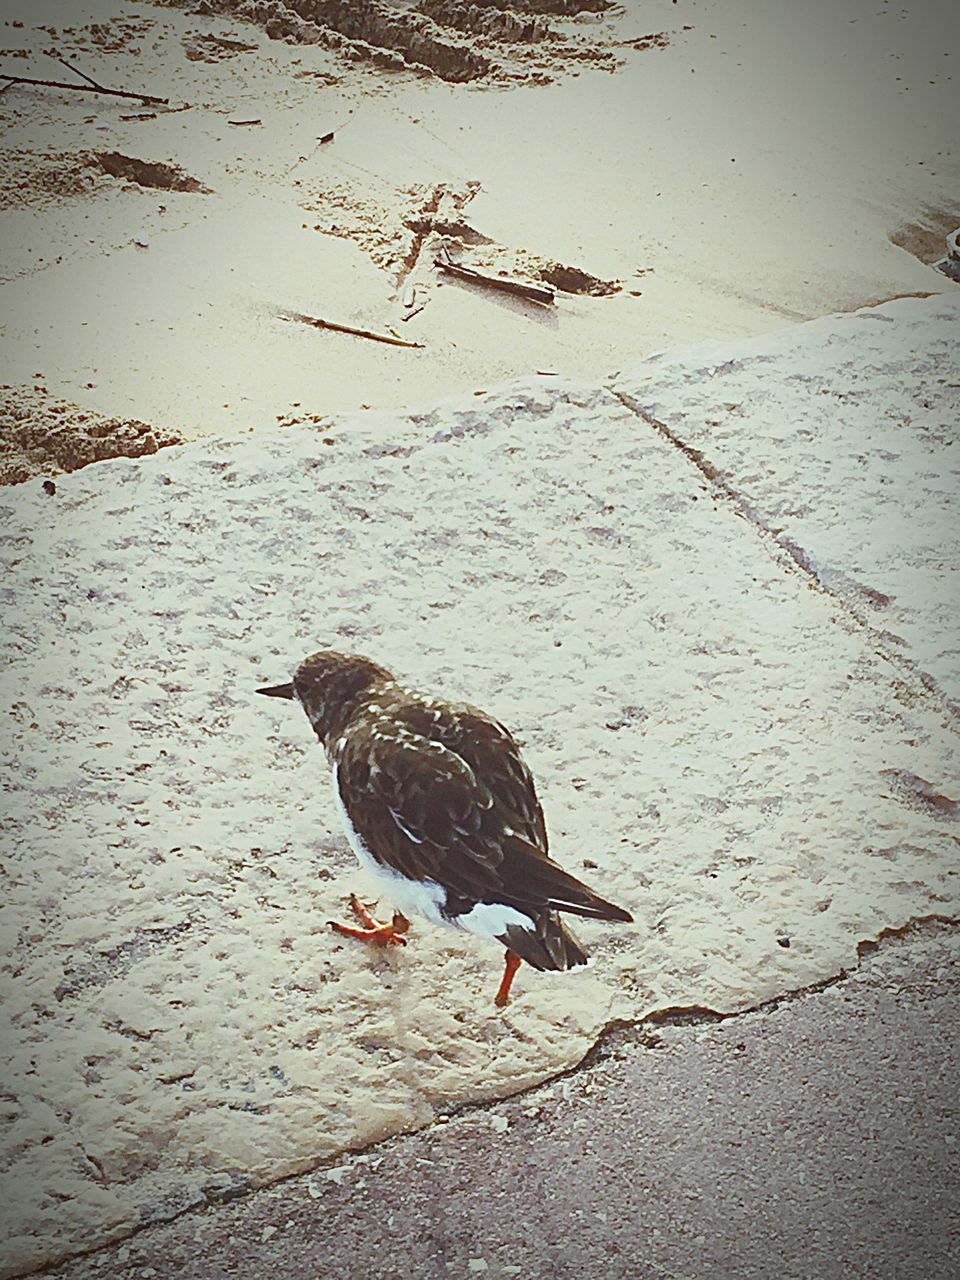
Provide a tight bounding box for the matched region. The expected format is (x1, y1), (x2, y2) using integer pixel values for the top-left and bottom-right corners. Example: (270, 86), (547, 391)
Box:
(0, 70), (168, 105)
(434, 255), (554, 306)
(228, 118), (262, 126)
(401, 304), (427, 324)
(48, 51), (104, 90)
(278, 309), (425, 349)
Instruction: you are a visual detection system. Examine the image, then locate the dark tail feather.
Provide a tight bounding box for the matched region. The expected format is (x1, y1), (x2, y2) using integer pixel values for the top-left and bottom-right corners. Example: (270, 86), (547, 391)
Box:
(499, 911), (589, 973)
(503, 837), (634, 924)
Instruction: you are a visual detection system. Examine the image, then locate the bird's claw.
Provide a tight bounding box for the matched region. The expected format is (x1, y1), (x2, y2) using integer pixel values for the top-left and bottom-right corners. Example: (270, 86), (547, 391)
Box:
(328, 893), (411, 947)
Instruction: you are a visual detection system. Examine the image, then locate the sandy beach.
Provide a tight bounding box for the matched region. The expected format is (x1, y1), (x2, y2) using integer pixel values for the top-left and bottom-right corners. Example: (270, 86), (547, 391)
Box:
(1, 1), (958, 1276)
(1, 0), (957, 469)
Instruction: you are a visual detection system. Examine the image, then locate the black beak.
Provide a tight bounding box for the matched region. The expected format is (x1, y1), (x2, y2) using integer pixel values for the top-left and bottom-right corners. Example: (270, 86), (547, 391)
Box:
(256, 682), (295, 700)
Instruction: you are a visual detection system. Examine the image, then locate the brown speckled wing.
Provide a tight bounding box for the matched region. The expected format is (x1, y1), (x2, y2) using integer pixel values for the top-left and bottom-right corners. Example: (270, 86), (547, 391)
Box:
(396, 699), (548, 852)
(335, 695), (631, 923)
(335, 699), (543, 896)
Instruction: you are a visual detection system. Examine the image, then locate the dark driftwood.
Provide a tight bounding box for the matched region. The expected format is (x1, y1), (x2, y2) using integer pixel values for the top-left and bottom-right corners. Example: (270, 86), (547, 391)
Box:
(0, 71), (168, 105)
(434, 257), (555, 306)
(279, 309), (425, 350)
(49, 52), (101, 89)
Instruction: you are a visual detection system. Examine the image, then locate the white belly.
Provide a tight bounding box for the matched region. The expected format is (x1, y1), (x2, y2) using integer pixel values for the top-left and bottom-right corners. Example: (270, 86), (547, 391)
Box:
(330, 766), (530, 940)
(331, 765), (450, 927)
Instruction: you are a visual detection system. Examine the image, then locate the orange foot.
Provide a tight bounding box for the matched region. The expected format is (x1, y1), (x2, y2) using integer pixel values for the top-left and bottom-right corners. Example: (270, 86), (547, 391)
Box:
(494, 949), (522, 1007)
(328, 893), (411, 947)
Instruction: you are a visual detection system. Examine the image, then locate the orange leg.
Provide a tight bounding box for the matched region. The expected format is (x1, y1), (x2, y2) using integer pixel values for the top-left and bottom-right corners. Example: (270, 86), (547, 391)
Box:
(328, 893), (411, 947)
(494, 949), (522, 1007)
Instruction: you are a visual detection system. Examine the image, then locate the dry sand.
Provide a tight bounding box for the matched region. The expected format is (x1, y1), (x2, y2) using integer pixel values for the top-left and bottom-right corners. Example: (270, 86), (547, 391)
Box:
(0, 0), (957, 460)
(1, 0), (958, 1276)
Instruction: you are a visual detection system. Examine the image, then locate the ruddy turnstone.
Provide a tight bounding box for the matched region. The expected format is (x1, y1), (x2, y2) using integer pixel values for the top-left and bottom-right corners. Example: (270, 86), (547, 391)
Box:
(257, 651), (632, 1006)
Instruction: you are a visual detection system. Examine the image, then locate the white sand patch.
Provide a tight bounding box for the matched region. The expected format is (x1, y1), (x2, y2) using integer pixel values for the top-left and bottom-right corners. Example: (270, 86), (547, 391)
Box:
(0, 0), (956, 443)
(2, 297), (958, 1274)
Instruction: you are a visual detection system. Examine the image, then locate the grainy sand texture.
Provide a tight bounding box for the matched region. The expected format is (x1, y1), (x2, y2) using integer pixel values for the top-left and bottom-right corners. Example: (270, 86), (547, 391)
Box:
(1, 0), (958, 1275)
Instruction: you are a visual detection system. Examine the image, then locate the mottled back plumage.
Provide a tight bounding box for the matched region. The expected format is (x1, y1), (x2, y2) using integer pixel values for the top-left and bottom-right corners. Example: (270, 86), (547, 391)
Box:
(259, 650), (632, 982)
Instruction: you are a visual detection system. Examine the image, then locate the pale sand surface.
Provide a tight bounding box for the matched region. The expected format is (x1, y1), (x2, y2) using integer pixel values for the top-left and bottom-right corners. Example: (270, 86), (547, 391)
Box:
(1, 296), (958, 1274)
(0, 0), (957, 450)
(1, 0), (959, 1274)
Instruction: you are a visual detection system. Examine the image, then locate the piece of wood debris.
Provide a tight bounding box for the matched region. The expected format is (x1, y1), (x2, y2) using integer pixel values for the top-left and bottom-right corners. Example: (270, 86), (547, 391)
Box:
(48, 51), (100, 88)
(0, 70), (168, 105)
(277, 309), (425, 349)
(228, 118), (262, 126)
(434, 256), (555, 306)
(120, 111), (157, 121)
(319, 130), (335, 144)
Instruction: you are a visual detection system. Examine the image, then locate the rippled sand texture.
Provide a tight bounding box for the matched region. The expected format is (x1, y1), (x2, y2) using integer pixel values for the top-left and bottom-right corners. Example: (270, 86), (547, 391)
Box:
(1, 295), (958, 1275)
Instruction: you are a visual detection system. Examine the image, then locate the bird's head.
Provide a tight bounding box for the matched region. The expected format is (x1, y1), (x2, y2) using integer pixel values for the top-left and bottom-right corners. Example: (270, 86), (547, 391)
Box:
(257, 649), (393, 750)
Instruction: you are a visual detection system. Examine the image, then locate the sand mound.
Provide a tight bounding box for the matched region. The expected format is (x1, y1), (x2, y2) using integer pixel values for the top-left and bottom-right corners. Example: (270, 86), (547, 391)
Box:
(34, 14), (157, 57)
(91, 153), (211, 194)
(0, 386), (184, 485)
(0, 152), (209, 213)
(891, 200), (960, 267)
(301, 178), (618, 299)
(302, 180), (483, 278)
(181, 31), (259, 60)
(156, 0), (629, 81)
(468, 246), (621, 295)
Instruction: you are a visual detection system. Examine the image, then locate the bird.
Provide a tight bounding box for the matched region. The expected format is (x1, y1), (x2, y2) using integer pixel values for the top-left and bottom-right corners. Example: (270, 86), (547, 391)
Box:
(257, 650), (632, 1007)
